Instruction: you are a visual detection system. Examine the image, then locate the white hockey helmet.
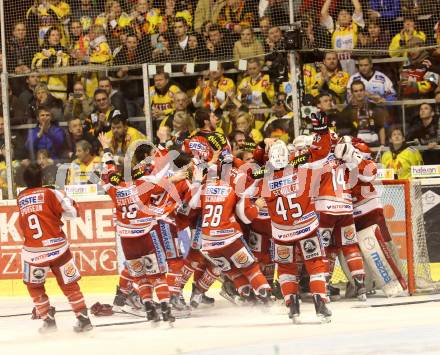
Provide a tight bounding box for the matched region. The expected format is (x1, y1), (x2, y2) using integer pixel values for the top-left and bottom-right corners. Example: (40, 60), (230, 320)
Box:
(268, 140), (290, 170)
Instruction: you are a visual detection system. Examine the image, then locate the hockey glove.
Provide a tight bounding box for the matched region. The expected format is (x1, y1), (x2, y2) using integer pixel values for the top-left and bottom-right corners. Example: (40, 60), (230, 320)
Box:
(310, 111), (328, 134)
(334, 143), (363, 165)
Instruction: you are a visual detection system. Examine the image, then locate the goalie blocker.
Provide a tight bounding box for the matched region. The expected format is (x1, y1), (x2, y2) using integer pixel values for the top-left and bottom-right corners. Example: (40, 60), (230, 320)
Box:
(357, 224), (407, 297)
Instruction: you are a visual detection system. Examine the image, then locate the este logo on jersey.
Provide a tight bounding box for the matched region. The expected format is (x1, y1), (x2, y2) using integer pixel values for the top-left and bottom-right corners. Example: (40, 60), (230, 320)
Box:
(268, 175), (297, 191)
(18, 193), (45, 208)
(205, 186), (231, 196)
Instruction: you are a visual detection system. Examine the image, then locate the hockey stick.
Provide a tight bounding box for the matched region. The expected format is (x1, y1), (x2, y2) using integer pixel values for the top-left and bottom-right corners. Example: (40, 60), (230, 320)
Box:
(95, 319), (149, 327)
(0, 309), (71, 318)
(352, 298), (440, 308)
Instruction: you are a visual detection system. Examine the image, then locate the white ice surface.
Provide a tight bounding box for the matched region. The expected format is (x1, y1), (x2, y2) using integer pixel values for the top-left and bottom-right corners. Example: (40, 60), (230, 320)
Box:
(1, 292), (440, 355)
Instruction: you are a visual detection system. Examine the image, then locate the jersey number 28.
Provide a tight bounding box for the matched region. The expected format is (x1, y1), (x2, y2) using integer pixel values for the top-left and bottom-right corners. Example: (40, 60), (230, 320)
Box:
(202, 205), (223, 227)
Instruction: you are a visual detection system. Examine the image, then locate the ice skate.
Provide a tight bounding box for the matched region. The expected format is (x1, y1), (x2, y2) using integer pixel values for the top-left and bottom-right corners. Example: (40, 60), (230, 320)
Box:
(160, 302), (176, 323)
(38, 307), (57, 334)
(288, 294), (300, 323)
(125, 290), (143, 310)
(219, 278), (240, 305)
(190, 284), (204, 309)
(256, 288), (273, 306)
(201, 293), (215, 306)
(112, 286), (127, 312)
(328, 284), (341, 301)
(354, 275), (367, 302)
(271, 280), (284, 300)
(170, 294), (191, 318)
(73, 309), (93, 333)
(313, 294), (332, 323)
(144, 301), (160, 323)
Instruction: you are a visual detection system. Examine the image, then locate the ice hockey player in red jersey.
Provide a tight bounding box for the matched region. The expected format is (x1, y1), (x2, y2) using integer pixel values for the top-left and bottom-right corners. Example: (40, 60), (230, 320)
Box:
(18, 163), (92, 333)
(313, 132), (367, 301)
(99, 134), (186, 323)
(188, 157), (272, 304)
(338, 139), (407, 295)
(256, 111), (333, 322)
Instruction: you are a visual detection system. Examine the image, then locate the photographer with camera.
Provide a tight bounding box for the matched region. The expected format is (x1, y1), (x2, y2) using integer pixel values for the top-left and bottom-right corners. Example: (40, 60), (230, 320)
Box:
(64, 81), (93, 121)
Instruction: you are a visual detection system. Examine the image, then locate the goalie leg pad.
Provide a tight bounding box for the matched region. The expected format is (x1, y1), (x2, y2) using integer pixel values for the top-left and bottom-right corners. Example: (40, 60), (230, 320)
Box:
(357, 225), (405, 297)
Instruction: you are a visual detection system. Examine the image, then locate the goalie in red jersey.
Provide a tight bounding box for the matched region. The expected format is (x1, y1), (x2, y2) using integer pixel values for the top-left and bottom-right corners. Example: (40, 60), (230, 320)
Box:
(18, 164), (92, 333)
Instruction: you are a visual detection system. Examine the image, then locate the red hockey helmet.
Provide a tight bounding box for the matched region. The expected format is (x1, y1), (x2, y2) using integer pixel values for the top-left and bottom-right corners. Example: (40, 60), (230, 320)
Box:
(351, 137), (372, 158)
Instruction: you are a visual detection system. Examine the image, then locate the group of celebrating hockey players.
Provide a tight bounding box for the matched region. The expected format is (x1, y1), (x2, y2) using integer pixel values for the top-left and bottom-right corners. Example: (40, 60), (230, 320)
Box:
(16, 99), (407, 333)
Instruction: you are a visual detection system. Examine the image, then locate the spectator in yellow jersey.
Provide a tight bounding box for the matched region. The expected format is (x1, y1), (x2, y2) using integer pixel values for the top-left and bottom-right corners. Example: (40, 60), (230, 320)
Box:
(389, 16), (426, 57)
(238, 58), (275, 128)
(95, 0), (132, 49)
(303, 51), (350, 104)
(66, 140), (102, 185)
(32, 27), (70, 101)
(130, 0), (163, 37)
(150, 71), (181, 128)
(26, 0), (71, 47)
(381, 126), (423, 179)
(192, 62), (235, 111)
(321, 0), (364, 75)
(238, 58), (274, 108)
(104, 115), (146, 165)
(217, 0), (253, 34)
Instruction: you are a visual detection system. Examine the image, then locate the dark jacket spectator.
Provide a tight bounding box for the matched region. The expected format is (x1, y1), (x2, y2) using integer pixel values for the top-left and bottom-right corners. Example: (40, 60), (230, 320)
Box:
(112, 34), (144, 102)
(98, 77), (128, 119)
(66, 117), (100, 159)
(18, 73), (40, 113)
(27, 83), (64, 122)
(369, 0), (400, 21)
(205, 24), (233, 62)
(25, 108), (66, 161)
(407, 103), (440, 164)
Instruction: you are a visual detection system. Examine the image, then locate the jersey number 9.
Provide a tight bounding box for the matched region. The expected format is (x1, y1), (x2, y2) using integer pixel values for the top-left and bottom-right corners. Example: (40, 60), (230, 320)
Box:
(28, 214), (43, 239)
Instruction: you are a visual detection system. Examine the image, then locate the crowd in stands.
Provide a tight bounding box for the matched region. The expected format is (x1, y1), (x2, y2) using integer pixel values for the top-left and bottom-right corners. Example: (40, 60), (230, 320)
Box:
(1, 0), (440, 195)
